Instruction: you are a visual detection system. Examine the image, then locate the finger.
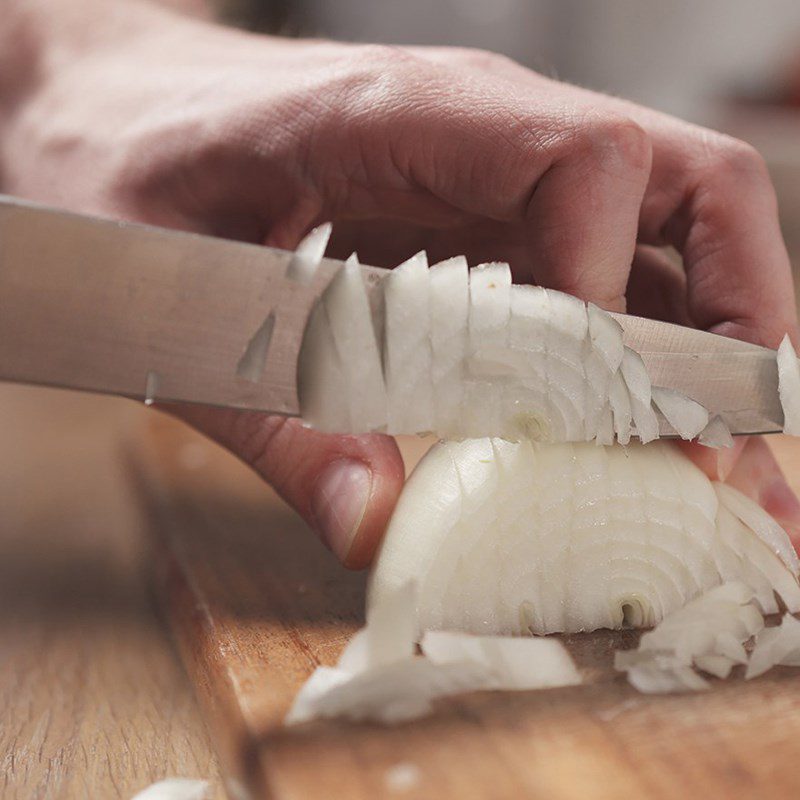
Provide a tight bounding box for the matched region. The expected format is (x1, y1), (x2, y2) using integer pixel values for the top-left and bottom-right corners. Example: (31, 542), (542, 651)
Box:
(162, 405), (405, 569)
(519, 117), (652, 310)
(725, 436), (800, 550)
(677, 437), (747, 482)
(653, 136), (799, 348)
(626, 245), (692, 325)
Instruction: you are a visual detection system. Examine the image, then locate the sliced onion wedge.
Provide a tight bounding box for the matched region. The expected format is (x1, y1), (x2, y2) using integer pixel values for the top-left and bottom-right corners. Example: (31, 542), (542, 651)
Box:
(778, 334), (800, 436)
(651, 387), (709, 440)
(746, 613), (800, 679)
(383, 252), (434, 434)
(614, 582), (762, 693)
(421, 630), (581, 689)
(698, 415), (734, 448)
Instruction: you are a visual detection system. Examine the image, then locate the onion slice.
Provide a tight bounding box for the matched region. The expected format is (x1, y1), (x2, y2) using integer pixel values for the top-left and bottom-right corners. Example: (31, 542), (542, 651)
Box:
(421, 630), (581, 689)
(778, 334), (800, 436)
(746, 613), (800, 679)
(698, 415), (734, 448)
(651, 387), (709, 440)
(614, 582), (762, 693)
(285, 222), (332, 284)
(384, 252), (434, 434)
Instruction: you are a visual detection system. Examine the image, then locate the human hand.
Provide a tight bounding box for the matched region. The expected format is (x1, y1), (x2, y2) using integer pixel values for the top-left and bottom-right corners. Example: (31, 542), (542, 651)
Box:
(3, 1), (798, 563)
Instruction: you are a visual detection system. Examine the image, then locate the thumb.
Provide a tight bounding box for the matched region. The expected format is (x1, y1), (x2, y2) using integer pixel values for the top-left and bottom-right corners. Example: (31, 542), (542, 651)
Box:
(166, 405), (405, 569)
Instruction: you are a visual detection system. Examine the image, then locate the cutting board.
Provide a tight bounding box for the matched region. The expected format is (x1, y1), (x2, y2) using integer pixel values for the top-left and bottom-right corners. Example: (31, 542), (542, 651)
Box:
(130, 413), (800, 800)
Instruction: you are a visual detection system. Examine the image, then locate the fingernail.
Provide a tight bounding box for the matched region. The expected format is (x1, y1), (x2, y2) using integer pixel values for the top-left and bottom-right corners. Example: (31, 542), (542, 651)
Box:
(311, 459), (372, 561)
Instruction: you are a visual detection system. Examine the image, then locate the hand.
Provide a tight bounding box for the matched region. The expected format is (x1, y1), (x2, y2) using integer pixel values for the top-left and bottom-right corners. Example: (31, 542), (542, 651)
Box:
(3, 1), (799, 564)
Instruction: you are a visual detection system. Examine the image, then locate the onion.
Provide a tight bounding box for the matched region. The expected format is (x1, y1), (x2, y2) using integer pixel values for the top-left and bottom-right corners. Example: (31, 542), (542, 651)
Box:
(131, 779), (210, 800)
(651, 386), (709, 440)
(285, 583), (580, 725)
(614, 582), (762, 693)
(746, 613), (800, 679)
(420, 630), (581, 689)
(320, 254), (387, 432)
(368, 439), (800, 636)
(698, 415), (734, 448)
(285, 222), (332, 284)
(297, 240), (715, 445)
(384, 252), (434, 434)
(777, 334), (800, 435)
(620, 348), (659, 443)
(430, 256), (469, 437)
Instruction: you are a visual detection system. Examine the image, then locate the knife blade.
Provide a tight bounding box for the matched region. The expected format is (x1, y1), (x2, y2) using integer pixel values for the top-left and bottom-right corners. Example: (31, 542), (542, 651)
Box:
(0, 195), (783, 435)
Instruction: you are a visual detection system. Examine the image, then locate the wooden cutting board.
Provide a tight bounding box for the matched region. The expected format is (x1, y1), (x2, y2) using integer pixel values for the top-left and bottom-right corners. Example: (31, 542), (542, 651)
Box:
(129, 413), (800, 800)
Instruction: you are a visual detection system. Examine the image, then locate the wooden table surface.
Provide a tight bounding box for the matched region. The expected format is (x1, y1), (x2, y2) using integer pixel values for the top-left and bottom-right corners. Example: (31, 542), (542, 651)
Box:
(0, 384), (226, 799)
(5, 381), (800, 800)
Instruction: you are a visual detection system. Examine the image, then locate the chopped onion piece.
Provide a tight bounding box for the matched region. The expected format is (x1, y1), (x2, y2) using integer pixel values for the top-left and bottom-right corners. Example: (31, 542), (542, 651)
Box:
(287, 583), (583, 725)
(746, 613), (800, 679)
(338, 581), (416, 673)
(651, 387), (709, 440)
(587, 303), (624, 372)
(323, 254), (387, 432)
(429, 257), (469, 437)
(714, 482), (800, 576)
(285, 222), (332, 284)
(777, 334), (800, 436)
(421, 630), (581, 689)
(608, 372), (633, 445)
(620, 348), (659, 443)
(131, 779), (210, 800)
(286, 658), (494, 725)
(698, 415), (734, 448)
(296, 279), (351, 432)
(614, 583), (762, 693)
(384, 252), (434, 434)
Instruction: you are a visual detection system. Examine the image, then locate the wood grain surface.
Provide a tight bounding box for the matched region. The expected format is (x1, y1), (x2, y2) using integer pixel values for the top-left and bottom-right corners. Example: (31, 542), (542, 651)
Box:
(0, 385), (225, 799)
(131, 413), (800, 800)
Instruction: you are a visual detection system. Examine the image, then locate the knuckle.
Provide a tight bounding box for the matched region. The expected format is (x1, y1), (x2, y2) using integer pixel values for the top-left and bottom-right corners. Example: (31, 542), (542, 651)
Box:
(701, 135), (770, 184)
(445, 46), (514, 72)
(572, 113), (653, 175)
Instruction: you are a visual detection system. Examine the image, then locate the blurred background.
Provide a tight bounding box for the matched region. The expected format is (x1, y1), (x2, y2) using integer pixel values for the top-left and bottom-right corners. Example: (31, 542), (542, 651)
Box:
(217, 0), (800, 257)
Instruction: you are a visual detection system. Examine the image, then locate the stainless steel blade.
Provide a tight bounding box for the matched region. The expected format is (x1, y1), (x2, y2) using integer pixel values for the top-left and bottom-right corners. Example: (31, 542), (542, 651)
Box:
(0, 195), (384, 415)
(0, 196), (784, 436)
(611, 312), (783, 436)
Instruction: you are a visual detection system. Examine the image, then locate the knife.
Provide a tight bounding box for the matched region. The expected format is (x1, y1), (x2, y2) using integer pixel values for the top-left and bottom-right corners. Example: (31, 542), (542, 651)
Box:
(0, 195), (783, 436)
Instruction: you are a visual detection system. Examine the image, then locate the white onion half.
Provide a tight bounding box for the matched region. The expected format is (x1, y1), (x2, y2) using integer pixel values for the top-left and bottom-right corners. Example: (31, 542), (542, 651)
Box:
(369, 439), (800, 636)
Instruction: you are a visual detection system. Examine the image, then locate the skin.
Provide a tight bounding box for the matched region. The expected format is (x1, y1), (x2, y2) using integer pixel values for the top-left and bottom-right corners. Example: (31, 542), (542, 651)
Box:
(2, 0), (800, 567)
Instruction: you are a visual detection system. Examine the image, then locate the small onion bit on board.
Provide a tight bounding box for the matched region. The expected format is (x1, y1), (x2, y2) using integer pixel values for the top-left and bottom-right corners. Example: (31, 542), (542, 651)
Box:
(130, 779), (210, 800)
(613, 582), (762, 693)
(285, 583), (580, 726)
(368, 439), (800, 638)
